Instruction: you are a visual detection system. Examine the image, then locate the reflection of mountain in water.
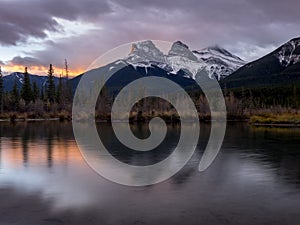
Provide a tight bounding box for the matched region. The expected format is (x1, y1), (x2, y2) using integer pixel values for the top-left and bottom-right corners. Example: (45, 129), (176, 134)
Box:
(0, 122), (299, 224)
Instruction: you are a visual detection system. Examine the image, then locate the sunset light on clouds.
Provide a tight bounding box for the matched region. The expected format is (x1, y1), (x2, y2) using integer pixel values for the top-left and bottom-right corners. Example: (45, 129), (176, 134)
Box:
(1, 0), (300, 76)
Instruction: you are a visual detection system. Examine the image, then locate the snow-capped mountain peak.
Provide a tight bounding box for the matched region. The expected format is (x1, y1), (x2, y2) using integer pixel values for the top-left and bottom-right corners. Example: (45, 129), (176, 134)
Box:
(126, 40), (166, 64)
(123, 40), (246, 80)
(166, 41), (206, 79)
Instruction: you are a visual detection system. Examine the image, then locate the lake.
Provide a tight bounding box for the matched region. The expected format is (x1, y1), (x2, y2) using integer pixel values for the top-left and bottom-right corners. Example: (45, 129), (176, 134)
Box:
(0, 122), (299, 225)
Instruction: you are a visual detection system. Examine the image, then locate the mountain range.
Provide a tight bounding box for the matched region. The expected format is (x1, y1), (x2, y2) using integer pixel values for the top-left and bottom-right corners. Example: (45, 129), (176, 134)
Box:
(124, 40), (246, 80)
(2, 37), (300, 93)
(2, 72), (65, 92)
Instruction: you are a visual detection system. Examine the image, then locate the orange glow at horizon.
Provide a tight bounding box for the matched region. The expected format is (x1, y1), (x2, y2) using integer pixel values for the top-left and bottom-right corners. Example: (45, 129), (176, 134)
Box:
(2, 65), (85, 78)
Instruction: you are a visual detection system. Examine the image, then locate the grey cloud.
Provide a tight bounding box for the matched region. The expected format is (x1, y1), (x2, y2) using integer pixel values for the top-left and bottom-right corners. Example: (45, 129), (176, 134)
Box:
(113, 0), (300, 23)
(0, 0), (112, 45)
(3, 0), (300, 69)
(9, 56), (44, 67)
(111, 0), (300, 47)
(22, 0), (300, 70)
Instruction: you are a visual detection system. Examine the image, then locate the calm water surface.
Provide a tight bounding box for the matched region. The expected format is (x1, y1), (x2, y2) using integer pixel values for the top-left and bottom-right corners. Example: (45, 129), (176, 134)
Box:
(0, 122), (299, 225)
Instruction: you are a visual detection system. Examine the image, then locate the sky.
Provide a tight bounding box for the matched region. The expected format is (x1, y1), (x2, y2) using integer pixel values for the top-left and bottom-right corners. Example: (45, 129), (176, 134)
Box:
(0, 0), (299, 76)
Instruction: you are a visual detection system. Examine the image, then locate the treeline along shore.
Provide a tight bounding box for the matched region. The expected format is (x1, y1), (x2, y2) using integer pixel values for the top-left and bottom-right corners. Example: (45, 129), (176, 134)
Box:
(1, 65), (300, 125)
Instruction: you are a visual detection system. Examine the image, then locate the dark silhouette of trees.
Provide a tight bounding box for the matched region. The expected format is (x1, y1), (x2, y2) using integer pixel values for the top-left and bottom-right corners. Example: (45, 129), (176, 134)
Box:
(32, 81), (40, 102)
(3, 59), (299, 121)
(21, 67), (32, 105)
(65, 58), (69, 80)
(10, 79), (19, 110)
(40, 86), (45, 101)
(0, 66), (3, 113)
(46, 64), (56, 103)
(0, 63), (72, 119)
(63, 59), (72, 104)
(56, 73), (63, 104)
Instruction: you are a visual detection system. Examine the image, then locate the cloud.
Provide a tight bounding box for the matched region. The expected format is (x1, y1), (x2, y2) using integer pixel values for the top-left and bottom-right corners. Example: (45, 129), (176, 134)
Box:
(8, 56), (44, 67)
(0, 0), (112, 45)
(108, 0), (300, 48)
(2, 0), (300, 74)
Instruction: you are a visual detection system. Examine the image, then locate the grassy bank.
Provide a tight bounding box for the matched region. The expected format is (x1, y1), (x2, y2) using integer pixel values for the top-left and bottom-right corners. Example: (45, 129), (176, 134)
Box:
(2, 110), (300, 126)
(0, 111), (71, 122)
(249, 113), (300, 126)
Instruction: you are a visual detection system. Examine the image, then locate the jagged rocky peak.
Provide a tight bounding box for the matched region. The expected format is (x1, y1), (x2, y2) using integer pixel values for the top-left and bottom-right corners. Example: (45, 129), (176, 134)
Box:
(126, 40), (165, 63)
(123, 40), (245, 80)
(168, 41), (198, 61)
(276, 38), (300, 67)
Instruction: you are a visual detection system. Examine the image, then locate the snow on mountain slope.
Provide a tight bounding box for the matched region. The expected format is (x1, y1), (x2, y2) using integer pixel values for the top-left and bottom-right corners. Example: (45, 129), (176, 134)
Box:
(193, 46), (246, 80)
(124, 41), (173, 72)
(125, 40), (166, 65)
(123, 40), (246, 80)
(166, 41), (206, 79)
(276, 38), (300, 67)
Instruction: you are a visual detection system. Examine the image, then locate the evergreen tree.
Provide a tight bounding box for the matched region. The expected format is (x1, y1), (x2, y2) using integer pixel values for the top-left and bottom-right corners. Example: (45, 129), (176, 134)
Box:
(46, 64), (56, 103)
(65, 58), (69, 80)
(0, 66), (4, 112)
(63, 59), (72, 104)
(56, 73), (63, 104)
(32, 82), (40, 102)
(21, 67), (32, 105)
(40, 86), (45, 101)
(11, 79), (19, 110)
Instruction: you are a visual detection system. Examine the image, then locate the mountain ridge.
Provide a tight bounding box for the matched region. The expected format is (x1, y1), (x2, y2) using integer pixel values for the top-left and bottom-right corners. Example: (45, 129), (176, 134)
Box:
(124, 40), (246, 80)
(2, 72), (66, 92)
(222, 37), (300, 89)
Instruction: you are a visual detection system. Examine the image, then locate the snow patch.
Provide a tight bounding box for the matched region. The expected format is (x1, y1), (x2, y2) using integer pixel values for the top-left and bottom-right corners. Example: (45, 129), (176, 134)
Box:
(277, 39), (300, 67)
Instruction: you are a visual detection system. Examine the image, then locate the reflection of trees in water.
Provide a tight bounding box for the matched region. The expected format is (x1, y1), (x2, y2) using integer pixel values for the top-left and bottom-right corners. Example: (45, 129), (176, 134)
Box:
(22, 128), (29, 167)
(0, 134), (2, 169)
(170, 166), (197, 186)
(226, 124), (300, 187)
(170, 123), (211, 187)
(0, 122), (73, 140)
(0, 122), (74, 169)
(248, 126), (300, 186)
(97, 123), (182, 166)
(47, 138), (53, 168)
(1, 122), (299, 188)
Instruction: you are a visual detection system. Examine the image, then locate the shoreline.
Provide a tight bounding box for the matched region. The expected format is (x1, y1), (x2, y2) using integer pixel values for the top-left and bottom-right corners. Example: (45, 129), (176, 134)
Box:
(1, 114), (300, 128)
(0, 118), (61, 122)
(249, 114), (300, 127)
(250, 123), (300, 127)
